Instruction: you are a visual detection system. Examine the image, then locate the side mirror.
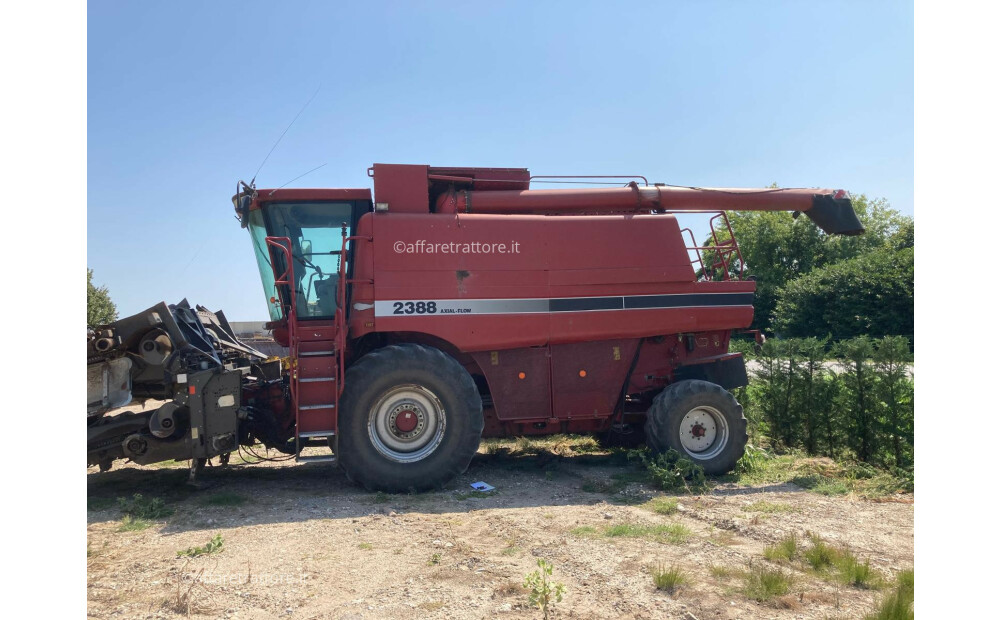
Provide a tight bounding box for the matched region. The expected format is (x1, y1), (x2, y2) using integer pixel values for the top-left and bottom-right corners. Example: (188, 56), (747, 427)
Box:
(300, 240), (313, 258)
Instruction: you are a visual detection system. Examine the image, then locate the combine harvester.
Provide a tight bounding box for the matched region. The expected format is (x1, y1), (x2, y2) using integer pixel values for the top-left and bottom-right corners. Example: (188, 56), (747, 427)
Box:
(87, 164), (862, 490)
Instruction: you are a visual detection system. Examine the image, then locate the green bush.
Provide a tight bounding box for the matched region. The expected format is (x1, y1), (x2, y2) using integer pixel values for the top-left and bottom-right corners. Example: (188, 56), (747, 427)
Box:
(773, 247), (913, 341)
(629, 448), (707, 492)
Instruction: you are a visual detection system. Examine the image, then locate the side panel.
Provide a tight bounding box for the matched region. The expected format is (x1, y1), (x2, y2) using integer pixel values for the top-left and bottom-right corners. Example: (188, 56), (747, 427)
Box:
(470, 348), (551, 421)
(365, 212), (755, 351)
(550, 339), (639, 418)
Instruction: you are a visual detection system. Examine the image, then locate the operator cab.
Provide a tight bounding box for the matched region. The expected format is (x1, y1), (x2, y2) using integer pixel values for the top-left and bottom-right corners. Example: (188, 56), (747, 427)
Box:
(234, 186), (372, 322)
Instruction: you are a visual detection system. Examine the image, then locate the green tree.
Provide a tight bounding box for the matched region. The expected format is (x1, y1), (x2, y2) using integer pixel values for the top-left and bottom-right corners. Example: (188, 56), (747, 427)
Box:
(714, 194), (911, 333)
(873, 336), (914, 467)
(834, 336), (877, 463)
(772, 247), (913, 341)
(87, 269), (118, 328)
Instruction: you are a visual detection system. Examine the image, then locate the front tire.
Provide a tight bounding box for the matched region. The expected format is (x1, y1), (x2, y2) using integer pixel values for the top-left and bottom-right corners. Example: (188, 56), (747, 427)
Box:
(337, 344), (483, 492)
(644, 380), (747, 474)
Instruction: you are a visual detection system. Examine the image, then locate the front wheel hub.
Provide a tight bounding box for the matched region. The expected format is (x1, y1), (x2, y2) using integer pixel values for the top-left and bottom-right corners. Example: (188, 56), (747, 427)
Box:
(368, 385), (446, 463)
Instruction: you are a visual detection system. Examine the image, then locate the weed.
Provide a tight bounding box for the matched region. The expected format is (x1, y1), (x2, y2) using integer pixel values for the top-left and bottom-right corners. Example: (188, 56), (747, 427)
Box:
(118, 493), (173, 519)
(542, 513), (555, 520)
(604, 522), (691, 544)
(643, 497), (680, 515)
(372, 491), (390, 504)
(764, 533), (798, 562)
(358, 542), (373, 551)
(743, 564), (792, 601)
(804, 537), (839, 570)
(117, 515), (152, 532)
(200, 492), (246, 507)
(628, 448), (707, 492)
(735, 444), (773, 476)
(501, 545), (522, 556)
(524, 559), (565, 620)
(864, 569), (913, 619)
(836, 553), (884, 589)
(651, 563), (688, 594)
(742, 500), (797, 514)
(865, 569), (913, 620)
(177, 534), (224, 558)
(427, 553), (441, 565)
(569, 526), (598, 537)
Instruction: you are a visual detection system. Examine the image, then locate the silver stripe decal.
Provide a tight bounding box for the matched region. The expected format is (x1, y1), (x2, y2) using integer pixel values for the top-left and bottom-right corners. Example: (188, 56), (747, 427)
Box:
(374, 293), (752, 317)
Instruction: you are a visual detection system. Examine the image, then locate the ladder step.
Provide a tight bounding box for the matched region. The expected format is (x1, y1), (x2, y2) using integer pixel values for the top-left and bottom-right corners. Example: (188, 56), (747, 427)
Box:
(296, 455), (337, 464)
(300, 350), (335, 357)
(299, 403), (336, 410)
(299, 377), (336, 383)
(299, 430), (336, 438)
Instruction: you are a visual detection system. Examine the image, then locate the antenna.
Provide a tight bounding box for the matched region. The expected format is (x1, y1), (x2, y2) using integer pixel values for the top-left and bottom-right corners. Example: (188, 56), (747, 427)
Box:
(268, 163), (328, 196)
(250, 85), (321, 185)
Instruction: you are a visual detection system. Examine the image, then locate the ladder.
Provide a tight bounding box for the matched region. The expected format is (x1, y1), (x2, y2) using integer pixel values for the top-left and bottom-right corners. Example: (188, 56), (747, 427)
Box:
(265, 236), (338, 464)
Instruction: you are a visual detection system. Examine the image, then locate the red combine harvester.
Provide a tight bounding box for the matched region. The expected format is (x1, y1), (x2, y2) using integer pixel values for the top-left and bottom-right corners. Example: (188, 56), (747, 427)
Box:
(87, 163), (862, 491)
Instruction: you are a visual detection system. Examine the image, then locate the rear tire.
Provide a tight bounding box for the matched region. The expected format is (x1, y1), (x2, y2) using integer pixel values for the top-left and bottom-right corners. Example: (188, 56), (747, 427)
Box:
(644, 380), (747, 474)
(337, 344), (483, 492)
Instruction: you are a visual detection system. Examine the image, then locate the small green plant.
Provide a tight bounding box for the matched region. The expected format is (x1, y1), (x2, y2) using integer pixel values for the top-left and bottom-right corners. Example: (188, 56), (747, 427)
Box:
(650, 563), (688, 594)
(427, 553), (441, 565)
(628, 448), (707, 492)
(763, 533), (798, 562)
(742, 564), (792, 601)
(568, 526), (598, 536)
(118, 493), (173, 519)
(863, 569), (913, 620)
(643, 496), (679, 515)
(117, 515), (152, 532)
(177, 534), (224, 557)
(358, 542), (373, 550)
(501, 545), (521, 556)
(804, 536), (839, 570)
(524, 559), (565, 620)
(836, 553), (884, 589)
(372, 491), (390, 504)
(735, 444), (772, 476)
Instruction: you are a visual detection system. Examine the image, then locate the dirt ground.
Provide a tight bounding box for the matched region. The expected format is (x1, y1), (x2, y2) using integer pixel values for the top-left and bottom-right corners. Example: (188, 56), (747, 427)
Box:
(87, 436), (913, 620)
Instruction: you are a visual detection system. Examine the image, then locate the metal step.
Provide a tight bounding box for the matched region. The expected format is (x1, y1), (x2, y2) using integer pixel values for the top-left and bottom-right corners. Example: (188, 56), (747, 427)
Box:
(296, 455), (337, 464)
(299, 377), (335, 383)
(299, 403), (336, 410)
(299, 350), (335, 357)
(299, 430), (336, 438)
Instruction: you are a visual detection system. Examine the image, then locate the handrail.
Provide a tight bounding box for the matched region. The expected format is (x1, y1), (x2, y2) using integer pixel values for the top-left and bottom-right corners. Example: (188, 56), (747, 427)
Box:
(265, 236), (299, 436)
(676, 212), (744, 282)
(264, 236), (297, 319)
(336, 235), (372, 396)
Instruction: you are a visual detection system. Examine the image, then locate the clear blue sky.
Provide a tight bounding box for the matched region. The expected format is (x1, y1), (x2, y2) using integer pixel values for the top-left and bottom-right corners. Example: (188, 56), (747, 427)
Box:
(88, 0), (913, 321)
